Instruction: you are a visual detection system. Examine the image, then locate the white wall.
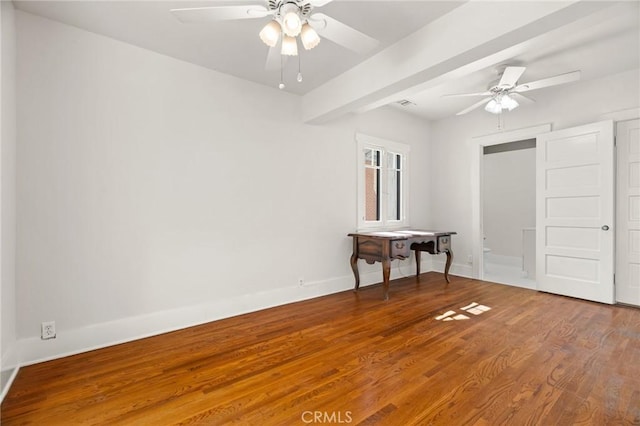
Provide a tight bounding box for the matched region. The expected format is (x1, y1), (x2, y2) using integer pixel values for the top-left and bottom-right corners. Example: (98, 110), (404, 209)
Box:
(1, 0), (18, 386)
(483, 147), (536, 257)
(429, 68), (640, 274)
(15, 11), (431, 364)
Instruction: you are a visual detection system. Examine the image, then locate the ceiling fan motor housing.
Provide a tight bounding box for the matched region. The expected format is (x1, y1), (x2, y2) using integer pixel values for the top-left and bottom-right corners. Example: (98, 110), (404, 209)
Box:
(488, 79), (517, 92)
(269, 0), (313, 18)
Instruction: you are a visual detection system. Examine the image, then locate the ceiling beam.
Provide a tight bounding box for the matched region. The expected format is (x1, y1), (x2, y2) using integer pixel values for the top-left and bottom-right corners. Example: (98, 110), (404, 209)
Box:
(301, 1), (615, 124)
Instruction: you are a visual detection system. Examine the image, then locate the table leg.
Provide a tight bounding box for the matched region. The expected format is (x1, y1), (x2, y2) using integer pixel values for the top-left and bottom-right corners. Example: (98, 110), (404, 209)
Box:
(350, 253), (360, 291)
(444, 249), (453, 283)
(382, 258), (391, 300)
(414, 250), (421, 276)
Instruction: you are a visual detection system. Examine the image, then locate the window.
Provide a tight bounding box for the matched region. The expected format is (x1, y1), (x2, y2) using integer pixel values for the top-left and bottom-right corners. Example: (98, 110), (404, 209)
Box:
(356, 134), (409, 229)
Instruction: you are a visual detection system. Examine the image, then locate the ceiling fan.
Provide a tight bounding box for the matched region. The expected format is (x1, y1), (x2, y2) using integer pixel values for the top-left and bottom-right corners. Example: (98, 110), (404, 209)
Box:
(445, 66), (581, 115)
(170, 0), (379, 77)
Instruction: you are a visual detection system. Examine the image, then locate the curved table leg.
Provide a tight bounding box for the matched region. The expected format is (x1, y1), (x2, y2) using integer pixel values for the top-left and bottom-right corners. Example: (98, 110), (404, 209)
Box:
(444, 249), (453, 283)
(382, 258), (391, 300)
(415, 250), (421, 277)
(350, 254), (360, 291)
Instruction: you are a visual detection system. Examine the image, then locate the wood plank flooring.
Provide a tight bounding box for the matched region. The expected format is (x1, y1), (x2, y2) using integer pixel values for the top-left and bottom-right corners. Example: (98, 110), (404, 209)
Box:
(2, 273), (639, 425)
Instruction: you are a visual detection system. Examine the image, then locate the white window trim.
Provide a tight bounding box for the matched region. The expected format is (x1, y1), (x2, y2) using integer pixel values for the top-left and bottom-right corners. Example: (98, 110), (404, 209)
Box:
(356, 133), (410, 230)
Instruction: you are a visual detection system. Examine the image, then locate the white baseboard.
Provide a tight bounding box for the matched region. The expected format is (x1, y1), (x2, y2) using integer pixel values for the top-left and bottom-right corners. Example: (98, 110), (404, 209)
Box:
(18, 257), (436, 366)
(14, 255), (461, 369)
(0, 366), (19, 404)
(1, 343), (20, 403)
(19, 281), (346, 366)
(3, 257), (454, 400)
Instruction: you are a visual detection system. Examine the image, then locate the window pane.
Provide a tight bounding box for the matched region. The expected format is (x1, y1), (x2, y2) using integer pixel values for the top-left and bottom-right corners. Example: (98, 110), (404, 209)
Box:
(365, 167), (380, 221)
(364, 149), (372, 166)
(387, 153), (402, 221)
(364, 148), (381, 222)
(364, 149), (381, 167)
(387, 170), (399, 220)
(387, 152), (401, 170)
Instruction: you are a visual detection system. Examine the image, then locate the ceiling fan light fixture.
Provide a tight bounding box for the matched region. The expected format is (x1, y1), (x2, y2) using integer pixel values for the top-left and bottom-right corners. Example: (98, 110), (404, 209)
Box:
(281, 10), (302, 37)
(281, 35), (298, 56)
(500, 94), (519, 111)
(259, 20), (281, 47)
(300, 23), (320, 50)
(484, 98), (502, 114)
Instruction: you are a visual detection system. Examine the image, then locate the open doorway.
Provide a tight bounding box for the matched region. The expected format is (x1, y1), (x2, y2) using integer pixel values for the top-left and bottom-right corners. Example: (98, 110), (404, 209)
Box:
(482, 139), (536, 289)
(470, 123), (551, 284)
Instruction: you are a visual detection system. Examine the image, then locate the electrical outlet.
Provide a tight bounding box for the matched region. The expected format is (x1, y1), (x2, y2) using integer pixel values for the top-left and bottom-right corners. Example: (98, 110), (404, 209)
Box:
(41, 321), (56, 340)
(298, 277), (305, 287)
(467, 255), (473, 264)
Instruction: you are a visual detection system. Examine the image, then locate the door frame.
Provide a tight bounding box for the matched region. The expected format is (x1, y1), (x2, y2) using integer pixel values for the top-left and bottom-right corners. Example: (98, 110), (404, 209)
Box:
(470, 123), (552, 280)
(615, 118), (640, 305)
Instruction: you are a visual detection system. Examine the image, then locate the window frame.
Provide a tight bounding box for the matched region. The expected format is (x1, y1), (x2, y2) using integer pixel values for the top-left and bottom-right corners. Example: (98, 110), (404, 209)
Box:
(356, 133), (410, 230)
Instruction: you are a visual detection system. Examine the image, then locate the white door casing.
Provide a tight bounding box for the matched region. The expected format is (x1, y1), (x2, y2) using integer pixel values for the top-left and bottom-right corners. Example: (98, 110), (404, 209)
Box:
(536, 120), (615, 304)
(616, 119), (640, 306)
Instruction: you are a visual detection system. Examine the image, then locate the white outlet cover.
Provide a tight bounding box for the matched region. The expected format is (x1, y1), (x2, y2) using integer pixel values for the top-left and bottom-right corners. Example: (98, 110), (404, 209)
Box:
(41, 321), (56, 340)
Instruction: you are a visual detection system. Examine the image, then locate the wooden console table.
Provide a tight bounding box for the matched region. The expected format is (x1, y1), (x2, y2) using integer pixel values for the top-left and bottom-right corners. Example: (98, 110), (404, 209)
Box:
(348, 230), (456, 300)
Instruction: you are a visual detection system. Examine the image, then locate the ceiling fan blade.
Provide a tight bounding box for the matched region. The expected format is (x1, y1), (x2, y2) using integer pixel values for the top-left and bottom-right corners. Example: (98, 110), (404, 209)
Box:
(513, 71), (581, 93)
(498, 66), (526, 88)
(309, 0), (334, 6)
(510, 92), (536, 104)
(443, 91), (492, 98)
(309, 13), (379, 55)
(456, 97), (494, 116)
(170, 5), (270, 23)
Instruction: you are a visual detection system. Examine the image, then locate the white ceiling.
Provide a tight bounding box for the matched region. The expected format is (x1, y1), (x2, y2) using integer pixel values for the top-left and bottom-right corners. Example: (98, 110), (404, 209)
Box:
(13, 0), (640, 121)
(14, 1), (464, 93)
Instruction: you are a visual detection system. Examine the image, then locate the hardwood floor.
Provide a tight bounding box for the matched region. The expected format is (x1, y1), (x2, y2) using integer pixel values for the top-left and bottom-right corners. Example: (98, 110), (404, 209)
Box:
(2, 273), (639, 425)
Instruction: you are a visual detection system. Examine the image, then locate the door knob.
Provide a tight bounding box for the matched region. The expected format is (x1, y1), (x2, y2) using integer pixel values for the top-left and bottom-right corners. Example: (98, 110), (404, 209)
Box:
(601, 225), (609, 231)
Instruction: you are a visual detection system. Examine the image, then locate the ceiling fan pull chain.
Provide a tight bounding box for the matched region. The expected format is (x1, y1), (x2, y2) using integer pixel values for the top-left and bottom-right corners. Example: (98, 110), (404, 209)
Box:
(279, 54), (285, 90)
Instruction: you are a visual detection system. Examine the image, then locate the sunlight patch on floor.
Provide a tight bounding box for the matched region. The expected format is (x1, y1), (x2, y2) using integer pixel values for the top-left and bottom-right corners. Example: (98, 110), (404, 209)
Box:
(435, 302), (491, 321)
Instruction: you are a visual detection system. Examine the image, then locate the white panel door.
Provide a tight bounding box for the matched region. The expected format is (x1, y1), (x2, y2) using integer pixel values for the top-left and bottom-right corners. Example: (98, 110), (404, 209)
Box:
(616, 119), (640, 306)
(536, 121), (615, 304)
